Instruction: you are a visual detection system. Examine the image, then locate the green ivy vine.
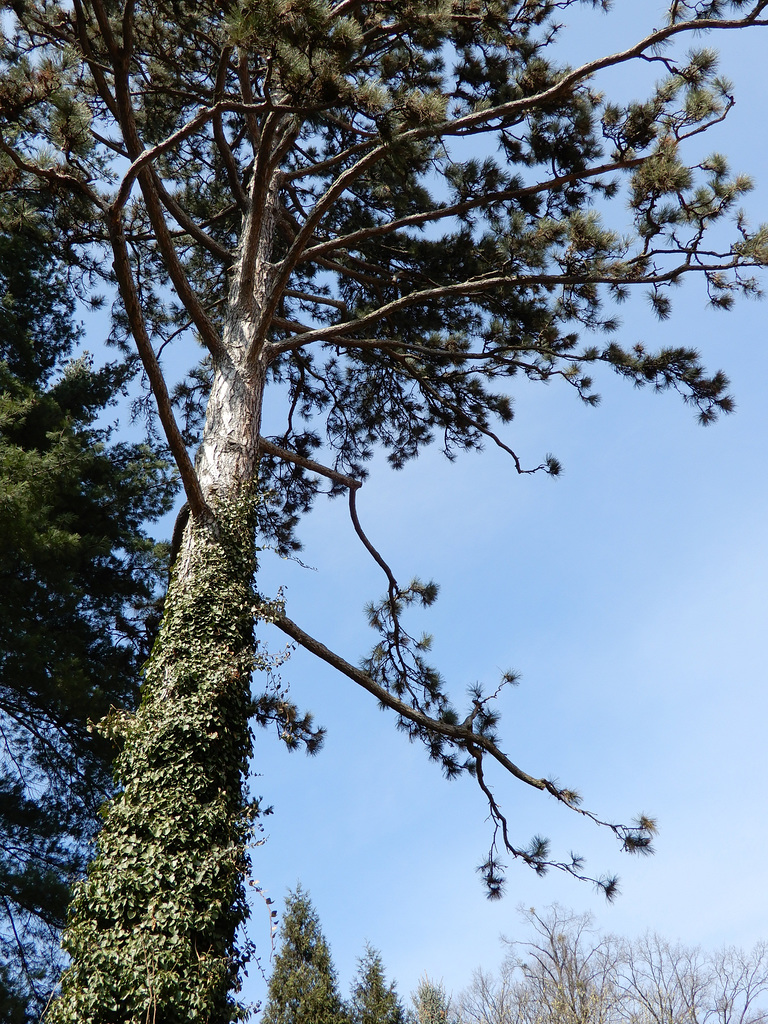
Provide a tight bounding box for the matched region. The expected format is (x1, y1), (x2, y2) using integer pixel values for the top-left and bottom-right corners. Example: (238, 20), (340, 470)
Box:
(47, 492), (272, 1024)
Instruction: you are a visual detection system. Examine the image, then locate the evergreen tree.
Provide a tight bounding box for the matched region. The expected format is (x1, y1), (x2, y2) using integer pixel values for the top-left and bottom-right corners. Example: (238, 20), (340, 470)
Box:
(413, 978), (460, 1024)
(0, 218), (176, 1019)
(2, 1), (768, 1019)
(262, 886), (347, 1024)
(350, 945), (410, 1024)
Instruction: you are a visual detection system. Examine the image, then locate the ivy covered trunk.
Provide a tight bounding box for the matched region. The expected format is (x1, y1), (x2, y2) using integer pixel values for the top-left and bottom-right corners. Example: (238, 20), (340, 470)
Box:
(48, 304), (268, 1023)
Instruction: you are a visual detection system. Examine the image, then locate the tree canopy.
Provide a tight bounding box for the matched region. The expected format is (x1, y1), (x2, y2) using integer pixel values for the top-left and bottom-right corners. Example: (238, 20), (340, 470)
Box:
(1, 0), (768, 1019)
(456, 906), (768, 1024)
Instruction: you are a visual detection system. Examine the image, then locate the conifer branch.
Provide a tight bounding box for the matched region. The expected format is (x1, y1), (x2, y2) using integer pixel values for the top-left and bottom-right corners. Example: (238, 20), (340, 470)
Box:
(298, 156), (636, 263)
(86, 0), (119, 60)
(106, 211), (210, 521)
(381, 351), (540, 475)
(0, 139), (105, 209)
(258, 439), (404, 630)
(152, 177), (235, 265)
(284, 289), (349, 312)
(258, 438), (361, 491)
(214, 46), (249, 213)
(274, 614), (552, 791)
(71, 0), (120, 120)
(253, 146), (390, 354)
(295, 115), (743, 266)
(112, 102), (251, 217)
(237, 47), (263, 148)
(109, 32), (227, 361)
(276, 3), (768, 196)
(268, 252), (766, 357)
(409, 6), (768, 143)
(273, 612), (656, 891)
(348, 488), (398, 604)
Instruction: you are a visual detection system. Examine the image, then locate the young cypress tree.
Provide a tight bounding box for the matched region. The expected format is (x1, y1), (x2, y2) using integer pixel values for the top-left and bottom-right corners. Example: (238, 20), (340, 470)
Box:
(262, 886), (347, 1024)
(350, 945), (410, 1024)
(2, 1), (768, 1019)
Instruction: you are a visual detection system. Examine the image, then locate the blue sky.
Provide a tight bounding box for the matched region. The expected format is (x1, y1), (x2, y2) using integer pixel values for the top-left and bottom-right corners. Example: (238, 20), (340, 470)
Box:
(229, 3), (768, 1011)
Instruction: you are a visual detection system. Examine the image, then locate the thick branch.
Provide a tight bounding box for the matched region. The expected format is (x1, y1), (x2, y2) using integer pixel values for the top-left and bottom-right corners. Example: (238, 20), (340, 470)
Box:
(274, 614), (553, 795)
(258, 437), (361, 490)
(214, 46), (249, 213)
(151, 176), (235, 265)
(300, 155), (645, 264)
(239, 114), (284, 310)
(273, 614), (656, 882)
(107, 211), (209, 520)
(268, 257), (761, 355)
(253, 146), (391, 354)
(71, 0), (120, 121)
(109, 41), (229, 360)
(112, 101), (249, 214)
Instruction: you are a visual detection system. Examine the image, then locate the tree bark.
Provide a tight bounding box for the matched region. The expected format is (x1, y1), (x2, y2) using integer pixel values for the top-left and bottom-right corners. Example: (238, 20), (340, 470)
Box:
(48, 259), (269, 1022)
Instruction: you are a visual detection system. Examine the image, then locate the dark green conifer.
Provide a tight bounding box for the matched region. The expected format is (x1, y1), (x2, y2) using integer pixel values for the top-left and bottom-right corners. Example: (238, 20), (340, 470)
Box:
(0, 219), (175, 1020)
(263, 886), (348, 1024)
(350, 945), (410, 1024)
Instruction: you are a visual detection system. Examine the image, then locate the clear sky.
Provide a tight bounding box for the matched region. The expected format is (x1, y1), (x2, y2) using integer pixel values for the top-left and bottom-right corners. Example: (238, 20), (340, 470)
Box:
(113, 2), (768, 1013)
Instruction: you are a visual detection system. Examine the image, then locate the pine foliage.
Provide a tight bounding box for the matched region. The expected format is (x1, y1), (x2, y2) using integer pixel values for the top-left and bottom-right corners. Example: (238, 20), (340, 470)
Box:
(413, 978), (460, 1024)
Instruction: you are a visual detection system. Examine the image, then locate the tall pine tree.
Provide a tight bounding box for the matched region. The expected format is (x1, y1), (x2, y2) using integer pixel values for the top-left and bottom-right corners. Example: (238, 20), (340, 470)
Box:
(2, 1), (768, 1019)
(262, 886), (347, 1024)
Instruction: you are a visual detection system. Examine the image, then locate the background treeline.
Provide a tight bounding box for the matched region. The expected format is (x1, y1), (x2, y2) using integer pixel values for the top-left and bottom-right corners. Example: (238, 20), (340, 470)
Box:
(261, 885), (452, 1024)
(265, 893), (768, 1024)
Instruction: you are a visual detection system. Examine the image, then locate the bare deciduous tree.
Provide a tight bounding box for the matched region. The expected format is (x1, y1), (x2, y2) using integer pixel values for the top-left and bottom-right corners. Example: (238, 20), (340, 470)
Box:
(457, 909), (768, 1024)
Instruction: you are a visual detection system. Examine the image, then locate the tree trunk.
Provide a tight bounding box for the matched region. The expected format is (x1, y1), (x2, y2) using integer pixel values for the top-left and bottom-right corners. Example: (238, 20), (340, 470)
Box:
(48, 302), (268, 1022)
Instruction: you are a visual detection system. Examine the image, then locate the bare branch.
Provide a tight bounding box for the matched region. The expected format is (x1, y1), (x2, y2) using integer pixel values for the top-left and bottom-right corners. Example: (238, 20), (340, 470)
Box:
(107, 210), (210, 521)
(274, 613), (554, 794)
(348, 487), (398, 601)
(258, 437), (361, 491)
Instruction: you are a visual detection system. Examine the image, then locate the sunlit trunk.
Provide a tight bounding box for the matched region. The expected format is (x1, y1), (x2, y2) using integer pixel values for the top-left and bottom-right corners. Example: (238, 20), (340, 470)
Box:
(49, 280), (268, 1022)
